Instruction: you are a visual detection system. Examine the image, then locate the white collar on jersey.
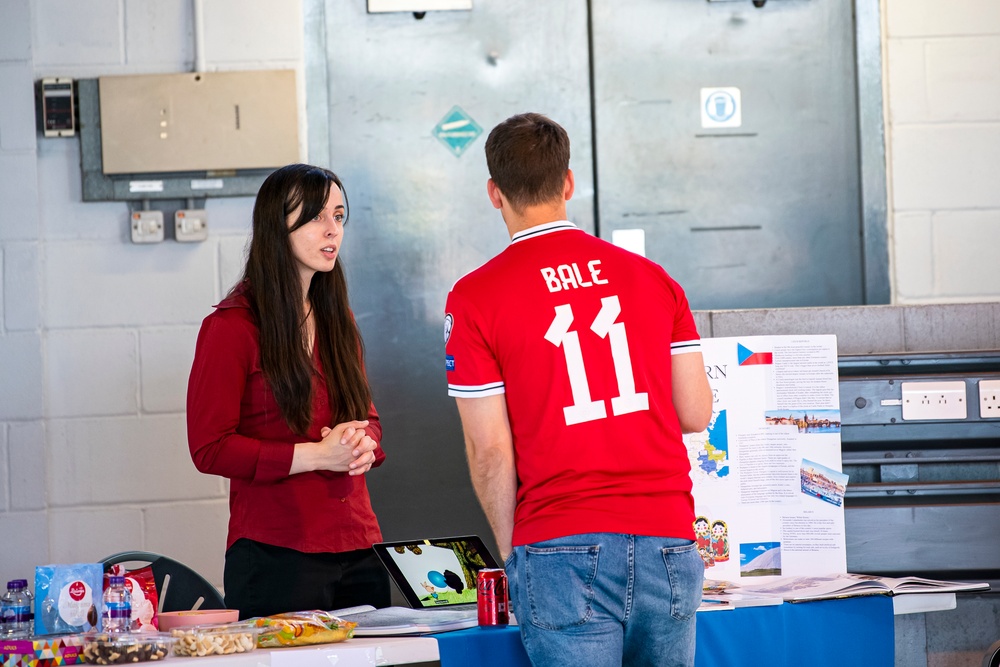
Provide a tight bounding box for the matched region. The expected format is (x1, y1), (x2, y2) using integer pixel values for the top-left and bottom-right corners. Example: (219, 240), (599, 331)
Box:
(511, 220), (578, 244)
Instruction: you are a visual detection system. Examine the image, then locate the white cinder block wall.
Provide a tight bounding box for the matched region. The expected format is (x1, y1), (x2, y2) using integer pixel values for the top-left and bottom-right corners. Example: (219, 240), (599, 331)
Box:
(886, 0), (1000, 303)
(1, 0), (999, 591)
(0, 0), (303, 589)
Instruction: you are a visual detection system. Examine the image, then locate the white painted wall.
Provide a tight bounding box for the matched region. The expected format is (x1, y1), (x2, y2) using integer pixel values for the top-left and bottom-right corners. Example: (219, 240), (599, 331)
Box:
(0, 0), (303, 590)
(885, 0), (1000, 303)
(0, 0), (998, 594)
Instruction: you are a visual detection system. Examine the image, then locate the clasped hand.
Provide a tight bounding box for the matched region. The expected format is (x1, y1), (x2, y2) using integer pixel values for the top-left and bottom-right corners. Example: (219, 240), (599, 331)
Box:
(317, 420), (379, 476)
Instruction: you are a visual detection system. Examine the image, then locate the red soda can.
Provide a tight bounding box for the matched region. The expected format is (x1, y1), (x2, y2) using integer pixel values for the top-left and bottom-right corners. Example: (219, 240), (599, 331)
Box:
(477, 568), (510, 626)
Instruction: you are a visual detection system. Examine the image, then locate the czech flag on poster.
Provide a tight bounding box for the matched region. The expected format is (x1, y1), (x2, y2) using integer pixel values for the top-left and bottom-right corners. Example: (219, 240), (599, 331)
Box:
(737, 343), (773, 366)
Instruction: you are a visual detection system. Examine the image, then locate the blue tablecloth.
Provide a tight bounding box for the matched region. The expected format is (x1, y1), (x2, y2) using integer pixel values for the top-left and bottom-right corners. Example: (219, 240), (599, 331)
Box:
(695, 595), (894, 666)
(434, 594), (895, 667)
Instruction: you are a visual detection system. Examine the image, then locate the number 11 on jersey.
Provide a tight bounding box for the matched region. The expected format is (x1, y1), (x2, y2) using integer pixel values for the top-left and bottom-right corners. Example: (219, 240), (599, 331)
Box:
(544, 295), (650, 426)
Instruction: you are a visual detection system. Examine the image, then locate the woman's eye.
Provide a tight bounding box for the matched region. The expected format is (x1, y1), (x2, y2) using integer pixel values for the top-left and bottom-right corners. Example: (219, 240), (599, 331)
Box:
(335, 214), (344, 223)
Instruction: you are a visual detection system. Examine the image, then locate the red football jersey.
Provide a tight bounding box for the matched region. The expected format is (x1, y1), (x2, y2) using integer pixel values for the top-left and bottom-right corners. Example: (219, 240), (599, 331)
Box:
(445, 222), (702, 546)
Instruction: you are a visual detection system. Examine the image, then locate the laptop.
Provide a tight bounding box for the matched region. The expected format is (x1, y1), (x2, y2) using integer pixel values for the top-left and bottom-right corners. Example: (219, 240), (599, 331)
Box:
(335, 535), (502, 635)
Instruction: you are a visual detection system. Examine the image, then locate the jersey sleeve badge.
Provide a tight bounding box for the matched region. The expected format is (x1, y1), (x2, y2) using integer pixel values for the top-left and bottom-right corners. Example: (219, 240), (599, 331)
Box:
(444, 313), (454, 344)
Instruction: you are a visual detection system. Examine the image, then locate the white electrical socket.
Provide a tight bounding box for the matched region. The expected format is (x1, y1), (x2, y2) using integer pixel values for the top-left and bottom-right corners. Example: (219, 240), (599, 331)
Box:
(175, 209), (208, 242)
(978, 379), (1000, 419)
(900, 381), (967, 421)
(131, 211), (164, 243)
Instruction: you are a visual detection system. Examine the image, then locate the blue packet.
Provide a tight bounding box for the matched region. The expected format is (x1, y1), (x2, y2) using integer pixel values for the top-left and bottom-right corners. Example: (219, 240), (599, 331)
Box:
(34, 563), (103, 635)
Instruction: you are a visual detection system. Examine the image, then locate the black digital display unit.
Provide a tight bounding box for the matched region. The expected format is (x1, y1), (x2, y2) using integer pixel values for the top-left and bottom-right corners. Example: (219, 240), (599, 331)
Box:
(372, 535), (500, 609)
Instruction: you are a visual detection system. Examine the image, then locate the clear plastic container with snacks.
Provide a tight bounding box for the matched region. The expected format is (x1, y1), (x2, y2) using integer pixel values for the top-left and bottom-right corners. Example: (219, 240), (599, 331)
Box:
(252, 610), (356, 647)
(79, 632), (176, 665)
(169, 625), (258, 658)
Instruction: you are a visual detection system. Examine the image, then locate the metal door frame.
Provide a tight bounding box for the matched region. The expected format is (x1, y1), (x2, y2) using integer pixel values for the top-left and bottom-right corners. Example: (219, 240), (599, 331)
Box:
(853, 0), (890, 304)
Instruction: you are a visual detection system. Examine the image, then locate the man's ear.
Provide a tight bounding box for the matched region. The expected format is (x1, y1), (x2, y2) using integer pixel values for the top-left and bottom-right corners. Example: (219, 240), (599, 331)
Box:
(487, 178), (504, 210)
(564, 169), (575, 201)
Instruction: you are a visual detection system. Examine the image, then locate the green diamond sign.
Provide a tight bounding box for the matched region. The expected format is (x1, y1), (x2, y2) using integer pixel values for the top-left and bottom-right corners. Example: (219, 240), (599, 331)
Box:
(432, 106), (482, 157)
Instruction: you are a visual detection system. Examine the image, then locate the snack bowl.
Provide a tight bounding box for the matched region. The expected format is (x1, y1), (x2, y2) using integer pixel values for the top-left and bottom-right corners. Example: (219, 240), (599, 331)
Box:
(79, 632), (176, 664)
(169, 625), (258, 657)
(157, 610), (240, 631)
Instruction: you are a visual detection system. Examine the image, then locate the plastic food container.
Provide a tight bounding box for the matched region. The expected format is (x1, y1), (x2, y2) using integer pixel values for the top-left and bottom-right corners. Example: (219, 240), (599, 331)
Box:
(169, 625), (258, 657)
(79, 632), (176, 664)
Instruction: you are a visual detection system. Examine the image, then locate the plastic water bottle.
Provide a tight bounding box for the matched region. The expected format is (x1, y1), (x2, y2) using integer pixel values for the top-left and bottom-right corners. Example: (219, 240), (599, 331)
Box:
(101, 576), (131, 633)
(15, 579), (34, 637)
(0, 582), (7, 638)
(1, 580), (31, 638)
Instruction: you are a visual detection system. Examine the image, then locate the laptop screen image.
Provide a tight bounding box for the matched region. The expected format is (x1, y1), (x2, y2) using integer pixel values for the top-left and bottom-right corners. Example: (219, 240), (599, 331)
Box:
(372, 535), (501, 610)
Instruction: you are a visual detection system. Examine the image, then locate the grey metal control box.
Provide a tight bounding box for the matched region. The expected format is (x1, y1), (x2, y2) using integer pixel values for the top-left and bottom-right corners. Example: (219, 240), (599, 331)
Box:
(98, 70), (299, 175)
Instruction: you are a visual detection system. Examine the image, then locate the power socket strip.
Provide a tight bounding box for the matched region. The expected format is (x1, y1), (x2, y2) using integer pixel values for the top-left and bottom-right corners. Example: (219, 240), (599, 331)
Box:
(901, 380), (967, 421)
(979, 379), (1000, 419)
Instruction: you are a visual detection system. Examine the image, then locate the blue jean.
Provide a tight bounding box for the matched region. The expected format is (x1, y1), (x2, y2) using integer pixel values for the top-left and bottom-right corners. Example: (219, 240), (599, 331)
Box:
(505, 533), (702, 667)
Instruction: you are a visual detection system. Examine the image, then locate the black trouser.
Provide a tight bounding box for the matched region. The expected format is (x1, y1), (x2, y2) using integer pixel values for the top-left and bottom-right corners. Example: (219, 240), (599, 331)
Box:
(223, 539), (391, 619)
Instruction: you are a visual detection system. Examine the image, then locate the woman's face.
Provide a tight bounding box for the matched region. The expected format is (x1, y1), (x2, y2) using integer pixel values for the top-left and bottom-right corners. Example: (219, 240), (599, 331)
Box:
(287, 185), (345, 288)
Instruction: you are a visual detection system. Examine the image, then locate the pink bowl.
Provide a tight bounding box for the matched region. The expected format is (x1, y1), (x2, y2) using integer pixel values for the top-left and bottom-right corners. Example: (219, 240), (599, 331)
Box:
(158, 609), (240, 630)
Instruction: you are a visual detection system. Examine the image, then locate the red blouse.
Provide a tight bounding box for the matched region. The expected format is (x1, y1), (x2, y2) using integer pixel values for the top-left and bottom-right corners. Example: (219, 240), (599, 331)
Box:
(186, 285), (384, 553)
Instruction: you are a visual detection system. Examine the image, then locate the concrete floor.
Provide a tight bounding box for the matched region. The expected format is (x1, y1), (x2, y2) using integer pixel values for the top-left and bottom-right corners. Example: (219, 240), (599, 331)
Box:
(896, 593), (1000, 667)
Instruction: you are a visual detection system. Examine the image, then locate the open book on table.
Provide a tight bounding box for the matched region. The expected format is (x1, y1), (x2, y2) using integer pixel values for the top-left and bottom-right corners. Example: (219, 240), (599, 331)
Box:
(731, 573), (990, 602)
(331, 605), (479, 636)
(699, 579), (784, 611)
(699, 592), (784, 611)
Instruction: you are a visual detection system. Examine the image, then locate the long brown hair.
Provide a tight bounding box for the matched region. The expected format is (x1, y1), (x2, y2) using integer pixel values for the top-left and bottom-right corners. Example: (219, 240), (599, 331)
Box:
(239, 163), (371, 435)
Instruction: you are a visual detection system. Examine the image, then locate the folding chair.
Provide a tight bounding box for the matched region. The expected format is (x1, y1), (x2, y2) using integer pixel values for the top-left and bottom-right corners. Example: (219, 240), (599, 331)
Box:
(101, 551), (225, 613)
(984, 639), (1000, 667)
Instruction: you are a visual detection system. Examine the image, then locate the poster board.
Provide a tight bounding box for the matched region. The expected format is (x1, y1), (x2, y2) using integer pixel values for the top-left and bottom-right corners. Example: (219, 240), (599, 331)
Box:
(684, 335), (847, 583)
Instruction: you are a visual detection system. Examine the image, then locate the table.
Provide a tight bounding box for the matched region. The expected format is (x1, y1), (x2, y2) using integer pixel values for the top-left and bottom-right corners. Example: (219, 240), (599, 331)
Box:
(168, 594), (895, 666)
(435, 594), (895, 667)
(170, 635), (439, 667)
(693, 595), (894, 667)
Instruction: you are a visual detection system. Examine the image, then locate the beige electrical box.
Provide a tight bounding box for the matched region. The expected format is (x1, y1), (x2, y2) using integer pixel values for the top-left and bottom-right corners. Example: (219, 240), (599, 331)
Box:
(98, 70), (299, 175)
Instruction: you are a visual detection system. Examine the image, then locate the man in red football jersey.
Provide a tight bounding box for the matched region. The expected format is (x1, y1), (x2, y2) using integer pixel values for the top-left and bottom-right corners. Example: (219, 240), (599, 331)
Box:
(444, 112), (713, 666)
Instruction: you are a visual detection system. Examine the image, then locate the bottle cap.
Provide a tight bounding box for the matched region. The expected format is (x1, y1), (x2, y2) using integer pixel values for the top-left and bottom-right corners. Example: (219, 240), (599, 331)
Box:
(6, 580), (24, 590)
(108, 575), (125, 586)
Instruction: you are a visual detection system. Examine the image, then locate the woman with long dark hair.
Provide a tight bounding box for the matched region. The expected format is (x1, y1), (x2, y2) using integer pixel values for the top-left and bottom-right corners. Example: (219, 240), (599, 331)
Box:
(187, 163), (390, 618)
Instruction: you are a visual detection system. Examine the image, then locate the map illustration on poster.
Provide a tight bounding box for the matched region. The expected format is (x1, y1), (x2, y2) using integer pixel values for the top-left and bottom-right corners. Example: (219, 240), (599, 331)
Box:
(684, 335), (847, 583)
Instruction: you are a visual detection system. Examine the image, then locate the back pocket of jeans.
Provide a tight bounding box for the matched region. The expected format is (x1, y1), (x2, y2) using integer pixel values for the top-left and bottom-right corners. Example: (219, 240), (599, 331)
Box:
(661, 542), (702, 621)
(523, 545), (599, 630)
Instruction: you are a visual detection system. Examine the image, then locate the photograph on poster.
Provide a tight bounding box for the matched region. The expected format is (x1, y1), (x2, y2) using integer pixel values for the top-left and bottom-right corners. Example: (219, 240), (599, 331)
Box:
(800, 459), (849, 507)
(764, 409), (842, 433)
(740, 541), (782, 577)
